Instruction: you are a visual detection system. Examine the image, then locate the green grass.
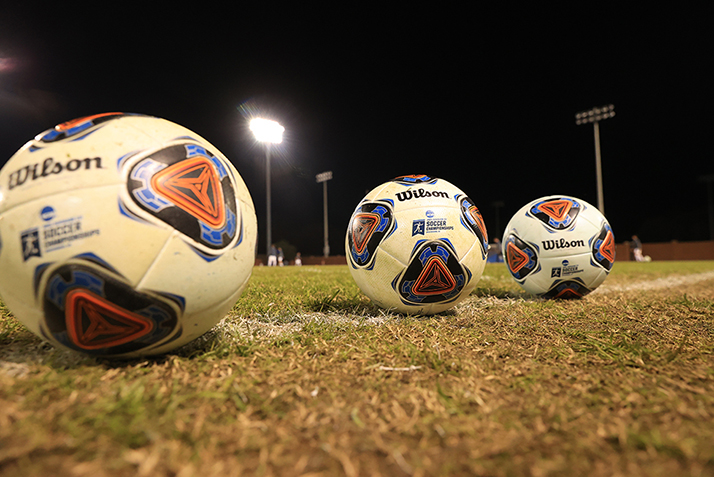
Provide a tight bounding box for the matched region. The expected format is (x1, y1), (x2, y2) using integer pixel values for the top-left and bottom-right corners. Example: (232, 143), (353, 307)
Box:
(1, 261), (714, 476)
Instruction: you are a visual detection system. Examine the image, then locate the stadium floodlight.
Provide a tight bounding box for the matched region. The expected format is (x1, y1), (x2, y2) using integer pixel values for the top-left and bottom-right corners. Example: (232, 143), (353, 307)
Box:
(249, 118), (284, 144)
(316, 171), (333, 257)
(250, 118), (285, 257)
(575, 104), (615, 215)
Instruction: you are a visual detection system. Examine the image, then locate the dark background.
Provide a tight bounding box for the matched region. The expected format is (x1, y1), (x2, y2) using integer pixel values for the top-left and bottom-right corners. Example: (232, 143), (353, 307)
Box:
(1, 6), (711, 257)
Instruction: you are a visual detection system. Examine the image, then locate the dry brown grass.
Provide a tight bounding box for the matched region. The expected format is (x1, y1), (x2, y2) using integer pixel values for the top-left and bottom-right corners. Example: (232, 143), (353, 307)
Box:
(1, 262), (714, 476)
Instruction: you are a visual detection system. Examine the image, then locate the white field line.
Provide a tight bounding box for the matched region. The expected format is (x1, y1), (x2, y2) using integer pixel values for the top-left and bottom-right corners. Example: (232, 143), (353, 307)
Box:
(591, 270), (714, 294)
(210, 271), (714, 344)
(3, 271), (714, 370)
(214, 310), (395, 344)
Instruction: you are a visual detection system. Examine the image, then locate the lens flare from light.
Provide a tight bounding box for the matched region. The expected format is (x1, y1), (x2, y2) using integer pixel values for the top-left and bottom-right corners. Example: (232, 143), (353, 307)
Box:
(249, 118), (284, 144)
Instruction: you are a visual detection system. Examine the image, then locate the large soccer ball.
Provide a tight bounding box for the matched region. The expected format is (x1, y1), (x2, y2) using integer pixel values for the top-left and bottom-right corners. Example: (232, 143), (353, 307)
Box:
(502, 195), (615, 298)
(345, 175), (488, 315)
(0, 113), (257, 358)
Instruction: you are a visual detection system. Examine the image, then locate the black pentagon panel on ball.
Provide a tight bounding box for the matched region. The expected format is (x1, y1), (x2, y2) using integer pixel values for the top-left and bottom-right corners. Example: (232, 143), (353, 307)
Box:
(390, 174), (439, 186)
(347, 200), (395, 269)
(393, 239), (469, 306)
(528, 197), (581, 231)
(33, 113), (146, 147)
(457, 195), (489, 259)
(591, 222), (616, 271)
(39, 254), (182, 357)
(125, 143), (240, 252)
(504, 233), (539, 281)
(541, 278), (592, 300)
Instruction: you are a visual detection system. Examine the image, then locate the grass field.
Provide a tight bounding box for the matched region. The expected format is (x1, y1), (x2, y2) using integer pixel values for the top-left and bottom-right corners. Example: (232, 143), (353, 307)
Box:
(1, 261), (714, 476)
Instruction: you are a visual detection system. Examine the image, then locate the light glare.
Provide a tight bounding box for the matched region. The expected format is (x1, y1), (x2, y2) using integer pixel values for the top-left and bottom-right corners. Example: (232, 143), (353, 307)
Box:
(250, 118), (284, 144)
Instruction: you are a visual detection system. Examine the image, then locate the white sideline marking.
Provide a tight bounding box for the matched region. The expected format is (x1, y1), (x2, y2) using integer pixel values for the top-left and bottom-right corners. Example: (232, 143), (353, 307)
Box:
(211, 271), (714, 344)
(7, 272), (713, 364)
(379, 365), (422, 372)
(592, 270), (714, 294)
(0, 361), (30, 378)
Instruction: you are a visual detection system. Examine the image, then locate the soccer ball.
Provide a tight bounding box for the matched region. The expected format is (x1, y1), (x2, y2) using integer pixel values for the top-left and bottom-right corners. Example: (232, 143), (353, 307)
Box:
(0, 113), (257, 358)
(345, 175), (488, 315)
(502, 195), (615, 298)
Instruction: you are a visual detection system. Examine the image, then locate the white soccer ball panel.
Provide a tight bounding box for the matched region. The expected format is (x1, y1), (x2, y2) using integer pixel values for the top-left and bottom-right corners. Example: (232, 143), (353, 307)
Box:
(523, 252), (601, 296)
(380, 205), (470, 262)
(137, 264), (254, 358)
(457, 240), (488, 293)
(369, 180), (457, 213)
(348, 247), (406, 311)
(0, 114), (163, 214)
(0, 188), (174, 311)
(138, 201), (257, 317)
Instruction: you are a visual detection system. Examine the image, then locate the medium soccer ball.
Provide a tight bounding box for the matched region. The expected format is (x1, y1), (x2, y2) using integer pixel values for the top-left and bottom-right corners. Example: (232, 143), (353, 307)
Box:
(502, 195), (615, 298)
(0, 113), (257, 358)
(345, 175), (488, 315)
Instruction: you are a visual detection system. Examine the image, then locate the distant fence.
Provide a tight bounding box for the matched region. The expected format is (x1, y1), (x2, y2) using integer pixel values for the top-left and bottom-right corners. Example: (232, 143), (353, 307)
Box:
(255, 241), (714, 266)
(255, 255), (347, 266)
(617, 240), (714, 261)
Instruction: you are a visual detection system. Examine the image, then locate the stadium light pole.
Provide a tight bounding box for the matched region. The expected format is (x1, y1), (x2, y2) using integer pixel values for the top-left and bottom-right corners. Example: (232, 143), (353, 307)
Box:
(316, 171), (333, 257)
(249, 118), (284, 257)
(576, 104), (615, 215)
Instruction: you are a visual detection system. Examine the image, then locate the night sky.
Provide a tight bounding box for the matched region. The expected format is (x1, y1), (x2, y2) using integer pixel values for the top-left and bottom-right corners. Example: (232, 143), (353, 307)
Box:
(1, 6), (711, 257)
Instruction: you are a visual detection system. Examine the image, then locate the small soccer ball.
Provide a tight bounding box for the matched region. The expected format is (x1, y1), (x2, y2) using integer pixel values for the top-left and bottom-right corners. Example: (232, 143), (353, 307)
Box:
(0, 113), (257, 358)
(502, 195), (615, 298)
(345, 175), (488, 315)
